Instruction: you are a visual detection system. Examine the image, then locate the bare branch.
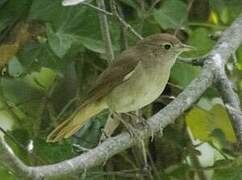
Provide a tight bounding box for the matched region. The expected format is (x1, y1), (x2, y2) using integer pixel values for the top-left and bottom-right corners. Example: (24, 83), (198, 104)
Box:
(214, 68), (242, 148)
(0, 137), (31, 178)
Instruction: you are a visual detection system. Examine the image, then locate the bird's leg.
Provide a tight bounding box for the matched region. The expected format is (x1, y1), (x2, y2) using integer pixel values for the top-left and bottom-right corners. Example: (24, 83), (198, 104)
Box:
(125, 111), (149, 128)
(99, 113), (120, 143)
(112, 112), (142, 139)
(113, 112), (152, 172)
(125, 111), (155, 141)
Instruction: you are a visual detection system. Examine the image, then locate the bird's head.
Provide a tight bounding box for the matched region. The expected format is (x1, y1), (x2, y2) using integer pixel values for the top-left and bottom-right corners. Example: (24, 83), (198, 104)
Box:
(137, 33), (194, 59)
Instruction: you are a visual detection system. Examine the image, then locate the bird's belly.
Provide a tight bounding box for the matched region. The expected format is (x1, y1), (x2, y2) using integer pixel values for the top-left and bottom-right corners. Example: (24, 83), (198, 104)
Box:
(106, 66), (169, 113)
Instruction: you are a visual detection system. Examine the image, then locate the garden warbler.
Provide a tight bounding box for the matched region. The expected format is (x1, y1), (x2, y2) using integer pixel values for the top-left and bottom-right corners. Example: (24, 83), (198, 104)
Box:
(47, 33), (193, 142)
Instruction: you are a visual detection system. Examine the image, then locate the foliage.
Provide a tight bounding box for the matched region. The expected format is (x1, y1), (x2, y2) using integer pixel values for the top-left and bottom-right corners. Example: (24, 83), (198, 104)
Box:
(0, 0), (241, 179)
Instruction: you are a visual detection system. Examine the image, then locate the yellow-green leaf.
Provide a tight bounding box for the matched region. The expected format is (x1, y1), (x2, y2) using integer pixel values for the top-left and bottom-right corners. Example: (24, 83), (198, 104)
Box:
(186, 104), (236, 143)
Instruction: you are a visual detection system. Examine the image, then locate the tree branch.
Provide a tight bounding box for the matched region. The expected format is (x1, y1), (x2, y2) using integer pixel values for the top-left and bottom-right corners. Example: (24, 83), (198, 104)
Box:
(1, 11), (242, 180)
(214, 68), (242, 148)
(0, 137), (30, 177)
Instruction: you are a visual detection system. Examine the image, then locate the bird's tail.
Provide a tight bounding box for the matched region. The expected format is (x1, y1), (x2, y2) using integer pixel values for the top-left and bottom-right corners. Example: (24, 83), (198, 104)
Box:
(47, 98), (107, 142)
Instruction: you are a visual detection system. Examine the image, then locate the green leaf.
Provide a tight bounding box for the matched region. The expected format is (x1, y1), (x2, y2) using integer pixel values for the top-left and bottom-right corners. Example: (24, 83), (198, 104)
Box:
(29, 0), (102, 40)
(119, 0), (140, 10)
(167, 164), (190, 180)
(18, 42), (62, 72)
(0, 108), (15, 131)
(212, 158), (242, 180)
(153, 0), (187, 29)
(47, 24), (74, 58)
(8, 57), (24, 77)
(0, 165), (16, 180)
(1, 78), (43, 104)
(33, 138), (73, 163)
(185, 104), (236, 143)
(25, 67), (57, 91)
(0, 0), (8, 7)
(186, 28), (214, 56)
(0, 0), (31, 35)
(171, 63), (200, 88)
(210, 0), (242, 25)
(236, 45), (242, 70)
(29, 0), (67, 29)
(78, 36), (105, 54)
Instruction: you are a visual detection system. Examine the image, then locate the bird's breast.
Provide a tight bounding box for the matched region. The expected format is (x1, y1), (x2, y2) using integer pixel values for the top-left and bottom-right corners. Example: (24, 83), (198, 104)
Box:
(106, 59), (172, 113)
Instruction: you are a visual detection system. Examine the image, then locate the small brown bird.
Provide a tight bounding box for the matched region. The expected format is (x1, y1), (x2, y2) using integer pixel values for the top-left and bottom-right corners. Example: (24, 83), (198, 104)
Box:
(47, 33), (193, 142)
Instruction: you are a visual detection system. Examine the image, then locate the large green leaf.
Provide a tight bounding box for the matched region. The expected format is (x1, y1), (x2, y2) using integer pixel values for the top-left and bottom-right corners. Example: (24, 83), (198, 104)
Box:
(186, 104), (236, 143)
(153, 0), (187, 29)
(18, 42), (62, 71)
(47, 24), (75, 58)
(25, 67), (57, 91)
(29, 0), (102, 39)
(0, 68), (55, 121)
(186, 28), (215, 56)
(1, 78), (43, 104)
(78, 36), (105, 54)
(8, 57), (24, 78)
(170, 62), (200, 88)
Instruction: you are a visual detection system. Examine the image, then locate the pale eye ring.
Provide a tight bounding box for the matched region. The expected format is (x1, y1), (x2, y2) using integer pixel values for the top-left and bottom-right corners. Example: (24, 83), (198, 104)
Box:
(164, 43), (172, 50)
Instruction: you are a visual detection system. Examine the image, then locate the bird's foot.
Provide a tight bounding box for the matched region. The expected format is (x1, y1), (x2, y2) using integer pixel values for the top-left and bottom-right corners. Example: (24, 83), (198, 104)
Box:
(125, 112), (155, 141)
(126, 123), (143, 140)
(99, 113), (120, 144)
(113, 112), (143, 140)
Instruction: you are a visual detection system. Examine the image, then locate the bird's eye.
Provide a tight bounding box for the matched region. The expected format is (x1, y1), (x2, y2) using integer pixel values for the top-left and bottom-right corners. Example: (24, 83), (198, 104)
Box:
(164, 43), (172, 50)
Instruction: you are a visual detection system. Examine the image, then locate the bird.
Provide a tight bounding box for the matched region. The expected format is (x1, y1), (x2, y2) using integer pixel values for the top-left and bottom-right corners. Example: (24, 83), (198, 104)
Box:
(47, 33), (193, 142)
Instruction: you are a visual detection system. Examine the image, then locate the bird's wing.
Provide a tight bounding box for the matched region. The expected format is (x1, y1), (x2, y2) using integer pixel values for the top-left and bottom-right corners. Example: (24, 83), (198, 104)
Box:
(85, 49), (141, 104)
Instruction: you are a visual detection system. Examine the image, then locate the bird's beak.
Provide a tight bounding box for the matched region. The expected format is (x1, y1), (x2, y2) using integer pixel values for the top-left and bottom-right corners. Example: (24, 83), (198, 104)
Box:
(178, 43), (195, 52)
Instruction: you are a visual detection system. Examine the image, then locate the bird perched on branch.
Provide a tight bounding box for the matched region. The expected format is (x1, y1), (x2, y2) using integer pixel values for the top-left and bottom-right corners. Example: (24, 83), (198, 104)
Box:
(47, 33), (193, 142)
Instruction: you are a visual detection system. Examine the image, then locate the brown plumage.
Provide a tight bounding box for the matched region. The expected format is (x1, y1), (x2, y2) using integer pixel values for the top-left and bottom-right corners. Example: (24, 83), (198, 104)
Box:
(47, 33), (192, 142)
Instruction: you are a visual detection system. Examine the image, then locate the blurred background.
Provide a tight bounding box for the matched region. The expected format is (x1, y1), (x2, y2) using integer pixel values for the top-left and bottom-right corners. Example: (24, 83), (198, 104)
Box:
(0, 0), (242, 179)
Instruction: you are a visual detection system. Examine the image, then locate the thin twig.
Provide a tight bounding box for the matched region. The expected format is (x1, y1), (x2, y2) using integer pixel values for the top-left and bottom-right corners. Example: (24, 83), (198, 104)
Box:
(81, 2), (113, 16)
(116, 1), (129, 50)
(149, 0), (160, 11)
(177, 55), (207, 66)
(64, 0), (143, 41)
(96, 0), (114, 63)
(189, 22), (226, 30)
(111, 0), (143, 40)
(62, 0), (113, 16)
